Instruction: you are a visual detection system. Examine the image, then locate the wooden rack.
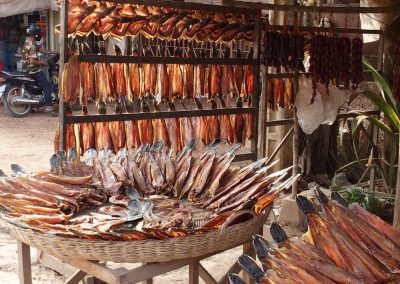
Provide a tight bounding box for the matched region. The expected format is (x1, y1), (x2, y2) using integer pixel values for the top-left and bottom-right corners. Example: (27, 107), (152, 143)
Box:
(59, 0), (262, 162)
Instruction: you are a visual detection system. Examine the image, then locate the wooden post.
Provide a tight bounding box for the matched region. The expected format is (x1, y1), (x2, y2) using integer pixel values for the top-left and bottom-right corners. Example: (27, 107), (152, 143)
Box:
(394, 133), (400, 231)
(17, 241), (32, 284)
(189, 262), (200, 284)
(292, 108), (300, 199)
(59, 0), (68, 151)
(251, 9), (262, 160)
(258, 65), (267, 159)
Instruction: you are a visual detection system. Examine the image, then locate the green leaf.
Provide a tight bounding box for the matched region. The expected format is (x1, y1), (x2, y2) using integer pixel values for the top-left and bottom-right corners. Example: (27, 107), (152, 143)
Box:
(359, 90), (400, 131)
(363, 57), (398, 113)
(351, 112), (398, 142)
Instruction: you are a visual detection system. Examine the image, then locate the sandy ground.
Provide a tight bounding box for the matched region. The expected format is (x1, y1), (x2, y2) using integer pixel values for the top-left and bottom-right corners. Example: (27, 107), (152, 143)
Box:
(0, 103), (299, 283)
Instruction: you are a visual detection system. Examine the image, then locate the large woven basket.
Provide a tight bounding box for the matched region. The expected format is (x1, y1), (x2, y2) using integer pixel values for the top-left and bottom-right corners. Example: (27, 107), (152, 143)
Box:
(1, 206), (271, 263)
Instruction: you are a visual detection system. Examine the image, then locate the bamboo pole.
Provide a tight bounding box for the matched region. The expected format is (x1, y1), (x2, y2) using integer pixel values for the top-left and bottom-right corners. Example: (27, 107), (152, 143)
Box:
(291, 108), (300, 199)
(393, 134), (400, 231)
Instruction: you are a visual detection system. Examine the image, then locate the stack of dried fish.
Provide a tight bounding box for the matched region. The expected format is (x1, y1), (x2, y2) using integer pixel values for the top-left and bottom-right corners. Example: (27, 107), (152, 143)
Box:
(0, 140), (295, 241)
(230, 189), (400, 284)
(56, 1), (255, 44)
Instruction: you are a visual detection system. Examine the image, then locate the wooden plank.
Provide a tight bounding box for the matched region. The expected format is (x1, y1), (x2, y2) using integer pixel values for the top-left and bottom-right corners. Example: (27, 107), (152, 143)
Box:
(119, 251), (220, 283)
(292, 109), (300, 199)
(66, 270), (87, 284)
(189, 262), (200, 284)
(141, 263), (153, 284)
(266, 126), (294, 165)
(258, 65), (267, 159)
(199, 264), (217, 284)
(223, 0), (400, 14)
(252, 9), (261, 160)
(78, 55), (258, 66)
(38, 252), (77, 276)
(102, 0), (256, 14)
(17, 241), (32, 284)
(59, 0), (68, 151)
(65, 107), (256, 124)
(272, 24), (383, 35)
(60, 258), (120, 284)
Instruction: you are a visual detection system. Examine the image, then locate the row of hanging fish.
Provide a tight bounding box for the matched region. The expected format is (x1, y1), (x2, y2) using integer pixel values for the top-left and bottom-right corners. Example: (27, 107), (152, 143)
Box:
(266, 77), (296, 110)
(62, 43), (255, 106)
(54, 96), (254, 156)
(231, 189), (400, 284)
(56, 1), (255, 44)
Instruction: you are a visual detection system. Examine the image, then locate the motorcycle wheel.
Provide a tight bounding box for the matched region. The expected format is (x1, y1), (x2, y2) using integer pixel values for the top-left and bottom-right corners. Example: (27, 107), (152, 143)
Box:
(3, 84), (32, 118)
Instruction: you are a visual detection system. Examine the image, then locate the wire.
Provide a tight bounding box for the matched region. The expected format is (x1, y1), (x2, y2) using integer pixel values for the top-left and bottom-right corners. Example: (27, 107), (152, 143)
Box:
(337, 0), (389, 25)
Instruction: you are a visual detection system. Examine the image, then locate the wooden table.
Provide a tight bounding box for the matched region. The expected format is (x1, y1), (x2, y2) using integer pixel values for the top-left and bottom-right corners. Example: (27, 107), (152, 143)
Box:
(17, 235), (260, 284)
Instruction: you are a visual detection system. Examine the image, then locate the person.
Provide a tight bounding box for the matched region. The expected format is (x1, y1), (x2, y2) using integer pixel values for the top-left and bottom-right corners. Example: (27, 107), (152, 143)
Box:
(21, 24), (58, 116)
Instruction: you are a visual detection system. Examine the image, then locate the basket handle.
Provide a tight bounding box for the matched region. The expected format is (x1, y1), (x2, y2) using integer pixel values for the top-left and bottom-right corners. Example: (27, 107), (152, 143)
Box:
(217, 209), (257, 240)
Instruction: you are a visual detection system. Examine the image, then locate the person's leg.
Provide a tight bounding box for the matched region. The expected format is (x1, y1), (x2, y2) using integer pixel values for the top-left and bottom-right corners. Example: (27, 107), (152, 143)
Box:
(31, 71), (52, 106)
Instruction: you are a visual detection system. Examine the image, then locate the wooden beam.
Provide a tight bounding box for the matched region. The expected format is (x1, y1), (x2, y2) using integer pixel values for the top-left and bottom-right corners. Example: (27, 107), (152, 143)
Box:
(17, 241), (32, 284)
(65, 270), (87, 284)
(266, 126), (294, 165)
(272, 25), (383, 35)
(65, 107), (256, 124)
(101, 0), (256, 14)
(59, 258), (120, 284)
(78, 55), (258, 66)
(292, 108), (300, 199)
(59, 0), (68, 151)
(223, 1), (400, 14)
(199, 264), (217, 284)
(119, 251), (219, 283)
(189, 262), (200, 284)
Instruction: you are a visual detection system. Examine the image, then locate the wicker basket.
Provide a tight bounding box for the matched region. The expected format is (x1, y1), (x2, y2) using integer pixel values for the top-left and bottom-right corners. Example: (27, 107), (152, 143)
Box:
(1, 206), (271, 263)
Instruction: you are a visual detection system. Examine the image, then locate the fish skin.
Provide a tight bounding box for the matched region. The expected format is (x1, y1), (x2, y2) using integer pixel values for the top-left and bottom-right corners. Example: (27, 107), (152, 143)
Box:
(94, 160), (122, 196)
(77, 2), (115, 35)
(187, 150), (216, 201)
(68, 2), (96, 34)
(174, 155), (192, 198)
(323, 200), (400, 273)
(112, 45), (128, 100)
(127, 159), (147, 194)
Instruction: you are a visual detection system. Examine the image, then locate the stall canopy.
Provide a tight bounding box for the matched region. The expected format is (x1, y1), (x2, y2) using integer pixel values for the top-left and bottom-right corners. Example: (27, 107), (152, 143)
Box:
(0, 0), (58, 18)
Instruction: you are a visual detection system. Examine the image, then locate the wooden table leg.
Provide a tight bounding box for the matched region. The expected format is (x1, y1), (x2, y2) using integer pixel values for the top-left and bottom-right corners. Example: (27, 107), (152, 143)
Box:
(189, 261), (200, 284)
(17, 241), (32, 284)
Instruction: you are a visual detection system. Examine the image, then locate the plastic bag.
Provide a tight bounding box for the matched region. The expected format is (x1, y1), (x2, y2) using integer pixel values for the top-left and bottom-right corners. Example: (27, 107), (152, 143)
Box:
(295, 76), (344, 134)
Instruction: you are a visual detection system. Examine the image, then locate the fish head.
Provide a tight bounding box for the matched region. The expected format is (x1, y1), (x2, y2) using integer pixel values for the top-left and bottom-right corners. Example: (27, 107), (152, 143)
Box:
(50, 154), (61, 172)
(296, 195), (316, 215)
(331, 191), (348, 207)
(252, 234), (274, 264)
(82, 148), (97, 166)
(269, 223), (289, 244)
(114, 44), (122, 56)
(228, 274), (246, 284)
(67, 147), (78, 162)
(237, 254), (265, 283)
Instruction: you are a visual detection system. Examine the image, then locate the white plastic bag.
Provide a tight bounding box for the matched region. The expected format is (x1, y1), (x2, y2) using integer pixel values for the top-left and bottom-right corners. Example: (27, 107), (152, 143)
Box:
(295, 76), (344, 134)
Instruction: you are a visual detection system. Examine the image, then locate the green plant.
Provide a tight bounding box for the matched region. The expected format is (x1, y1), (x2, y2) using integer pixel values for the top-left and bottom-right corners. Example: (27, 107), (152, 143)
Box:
(340, 187), (378, 210)
(350, 57), (399, 190)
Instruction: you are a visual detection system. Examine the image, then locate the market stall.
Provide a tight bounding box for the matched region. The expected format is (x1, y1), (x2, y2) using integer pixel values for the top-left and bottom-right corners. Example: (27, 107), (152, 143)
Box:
(1, 0), (400, 283)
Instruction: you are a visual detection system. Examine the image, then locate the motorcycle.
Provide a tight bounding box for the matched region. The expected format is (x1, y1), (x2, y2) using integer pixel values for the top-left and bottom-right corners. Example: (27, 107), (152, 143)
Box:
(1, 54), (59, 117)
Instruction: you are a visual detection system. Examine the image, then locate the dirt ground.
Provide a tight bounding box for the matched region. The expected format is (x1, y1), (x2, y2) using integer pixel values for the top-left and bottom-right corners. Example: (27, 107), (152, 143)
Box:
(0, 103), (299, 283)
